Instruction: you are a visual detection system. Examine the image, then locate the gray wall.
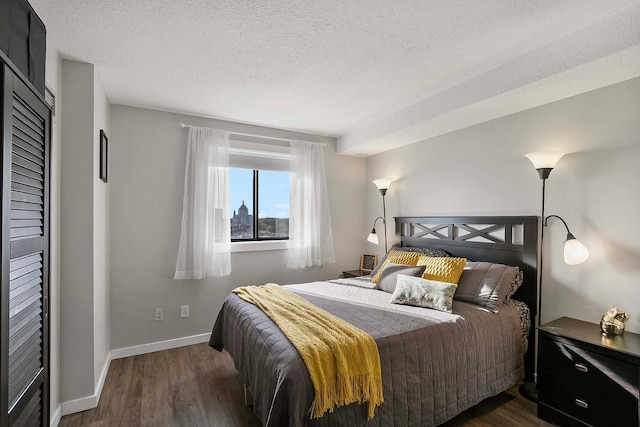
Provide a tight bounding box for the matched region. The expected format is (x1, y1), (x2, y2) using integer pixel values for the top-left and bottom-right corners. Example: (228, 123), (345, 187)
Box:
(109, 105), (365, 350)
(92, 73), (110, 388)
(59, 59), (111, 402)
(365, 77), (640, 333)
(60, 60), (95, 400)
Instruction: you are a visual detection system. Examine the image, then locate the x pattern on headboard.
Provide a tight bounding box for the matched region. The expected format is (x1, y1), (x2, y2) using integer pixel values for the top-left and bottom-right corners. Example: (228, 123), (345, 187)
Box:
(411, 222), (516, 245)
(395, 216), (539, 381)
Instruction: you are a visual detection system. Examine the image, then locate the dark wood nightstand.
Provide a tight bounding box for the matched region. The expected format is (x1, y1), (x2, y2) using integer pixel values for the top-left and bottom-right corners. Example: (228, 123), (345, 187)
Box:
(341, 269), (370, 278)
(538, 316), (640, 426)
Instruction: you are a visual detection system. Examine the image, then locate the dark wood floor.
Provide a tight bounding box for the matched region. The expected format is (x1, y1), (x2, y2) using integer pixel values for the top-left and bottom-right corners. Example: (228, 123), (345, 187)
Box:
(59, 343), (550, 427)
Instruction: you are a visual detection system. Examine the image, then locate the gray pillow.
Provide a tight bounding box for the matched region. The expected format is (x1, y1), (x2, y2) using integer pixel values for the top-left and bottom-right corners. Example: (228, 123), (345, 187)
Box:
(375, 262), (426, 293)
(369, 246), (450, 278)
(389, 274), (458, 313)
(454, 261), (519, 313)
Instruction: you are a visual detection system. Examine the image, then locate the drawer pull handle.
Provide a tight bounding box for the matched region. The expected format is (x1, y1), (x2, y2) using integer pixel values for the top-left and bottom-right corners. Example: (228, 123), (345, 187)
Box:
(575, 399), (589, 409)
(574, 363), (588, 373)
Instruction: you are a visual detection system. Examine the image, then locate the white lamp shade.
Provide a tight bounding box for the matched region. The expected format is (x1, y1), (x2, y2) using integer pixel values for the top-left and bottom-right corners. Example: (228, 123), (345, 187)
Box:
(525, 152), (565, 169)
(563, 238), (590, 265)
(373, 178), (393, 191)
(367, 232), (379, 245)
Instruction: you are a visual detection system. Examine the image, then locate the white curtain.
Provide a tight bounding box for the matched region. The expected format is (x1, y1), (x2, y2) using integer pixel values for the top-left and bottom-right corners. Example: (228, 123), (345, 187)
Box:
(287, 140), (335, 268)
(174, 126), (231, 279)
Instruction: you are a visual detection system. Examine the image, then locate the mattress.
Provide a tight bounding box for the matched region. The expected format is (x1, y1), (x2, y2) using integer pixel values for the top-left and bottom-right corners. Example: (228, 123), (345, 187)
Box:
(210, 277), (526, 426)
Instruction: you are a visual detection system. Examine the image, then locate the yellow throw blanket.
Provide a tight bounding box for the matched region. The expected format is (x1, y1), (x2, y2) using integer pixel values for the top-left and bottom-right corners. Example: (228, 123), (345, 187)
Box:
(232, 283), (384, 420)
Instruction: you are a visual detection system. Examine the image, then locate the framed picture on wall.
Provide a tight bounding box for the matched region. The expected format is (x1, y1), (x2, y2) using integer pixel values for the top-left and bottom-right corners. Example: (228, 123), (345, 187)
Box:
(360, 253), (378, 273)
(100, 129), (108, 182)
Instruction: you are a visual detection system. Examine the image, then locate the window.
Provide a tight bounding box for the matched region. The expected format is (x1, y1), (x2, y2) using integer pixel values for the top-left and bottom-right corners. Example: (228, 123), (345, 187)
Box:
(230, 168), (289, 241)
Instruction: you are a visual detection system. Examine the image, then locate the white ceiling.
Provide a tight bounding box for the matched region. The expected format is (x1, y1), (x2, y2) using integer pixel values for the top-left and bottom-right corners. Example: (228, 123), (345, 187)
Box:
(30, 0), (640, 156)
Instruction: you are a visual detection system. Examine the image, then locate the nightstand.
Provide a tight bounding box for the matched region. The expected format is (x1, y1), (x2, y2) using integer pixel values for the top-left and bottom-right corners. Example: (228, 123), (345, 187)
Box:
(342, 269), (369, 278)
(538, 316), (640, 426)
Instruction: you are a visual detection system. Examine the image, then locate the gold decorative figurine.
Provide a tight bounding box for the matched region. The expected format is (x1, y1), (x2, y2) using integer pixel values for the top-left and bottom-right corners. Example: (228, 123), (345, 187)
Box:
(600, 306), (630, 336)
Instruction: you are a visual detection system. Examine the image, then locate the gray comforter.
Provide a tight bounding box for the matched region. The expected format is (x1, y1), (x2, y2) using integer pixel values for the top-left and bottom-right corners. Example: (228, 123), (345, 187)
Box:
(210, 278), (525, 427)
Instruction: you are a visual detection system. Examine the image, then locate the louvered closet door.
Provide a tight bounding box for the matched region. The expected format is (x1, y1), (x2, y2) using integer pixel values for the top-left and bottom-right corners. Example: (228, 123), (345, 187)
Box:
(1, 64), (50, 427)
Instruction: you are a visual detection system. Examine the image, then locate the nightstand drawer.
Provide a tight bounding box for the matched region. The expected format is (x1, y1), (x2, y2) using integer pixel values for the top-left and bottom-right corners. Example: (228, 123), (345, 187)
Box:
(539, 334), (639, 404)
(539, 373), (638, 426)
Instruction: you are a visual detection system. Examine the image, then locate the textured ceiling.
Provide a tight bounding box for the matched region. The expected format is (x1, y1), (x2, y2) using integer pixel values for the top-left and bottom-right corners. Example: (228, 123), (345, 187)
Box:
(30, 0), (640, 156)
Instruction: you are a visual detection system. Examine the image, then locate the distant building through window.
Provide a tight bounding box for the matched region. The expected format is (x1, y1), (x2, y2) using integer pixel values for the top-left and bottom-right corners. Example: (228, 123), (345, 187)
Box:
(231, 200), (253, 238)
(230, 168), (289, 241)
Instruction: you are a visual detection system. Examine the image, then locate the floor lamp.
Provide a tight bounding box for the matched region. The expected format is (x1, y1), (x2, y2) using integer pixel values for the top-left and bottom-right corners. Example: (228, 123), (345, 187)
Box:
(521, 152), (590, 402)
(367, 178), (393, 253)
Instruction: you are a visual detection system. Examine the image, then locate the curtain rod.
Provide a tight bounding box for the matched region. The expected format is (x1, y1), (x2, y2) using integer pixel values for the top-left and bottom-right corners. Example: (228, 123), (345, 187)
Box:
(180, 123), (326, 146)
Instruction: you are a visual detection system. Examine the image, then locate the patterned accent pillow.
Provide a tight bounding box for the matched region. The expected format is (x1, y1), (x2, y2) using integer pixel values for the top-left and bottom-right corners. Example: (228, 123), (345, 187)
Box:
(371, 250), (421, 283)
(454, 261), (519, 313)
(417, 256), (467, 284)
(375, 263), (426, 293)
(389, 274), (458, 313)
(369, 246), (450, 278)
(510, 299), (531, 349)
(505, 270), (524, 301)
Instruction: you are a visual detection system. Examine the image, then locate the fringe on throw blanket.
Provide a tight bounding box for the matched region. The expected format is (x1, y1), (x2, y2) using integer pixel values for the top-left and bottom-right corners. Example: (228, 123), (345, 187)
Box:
(232, 283), (384, 419)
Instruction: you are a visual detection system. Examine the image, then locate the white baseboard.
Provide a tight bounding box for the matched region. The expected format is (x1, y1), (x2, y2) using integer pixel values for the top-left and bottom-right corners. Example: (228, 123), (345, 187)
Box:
(110, 332), (211, 360)
(61, 352), (111, 416)
(59, 333), (211, 417)
(50, 404), (61, 427)
(95, 352), (111, 405)
(61, 393), (97, 416)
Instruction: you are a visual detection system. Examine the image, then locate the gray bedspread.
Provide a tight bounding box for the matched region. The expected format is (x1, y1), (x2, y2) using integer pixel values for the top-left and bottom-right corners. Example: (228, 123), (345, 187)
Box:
(210, 278), (525, 427)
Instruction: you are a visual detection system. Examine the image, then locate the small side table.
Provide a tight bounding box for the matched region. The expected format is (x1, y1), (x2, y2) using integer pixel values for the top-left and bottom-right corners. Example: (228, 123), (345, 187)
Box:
(538, 316), (640, 426)
(342, 269), (370, 278)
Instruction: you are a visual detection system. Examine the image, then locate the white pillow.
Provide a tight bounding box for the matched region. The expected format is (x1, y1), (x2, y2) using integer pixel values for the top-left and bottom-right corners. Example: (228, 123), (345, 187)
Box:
(389, 274), (458, 313)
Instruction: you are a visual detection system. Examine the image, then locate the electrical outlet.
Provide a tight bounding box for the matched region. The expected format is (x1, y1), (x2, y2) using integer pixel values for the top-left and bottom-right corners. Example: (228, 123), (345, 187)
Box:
(155, 308), (163, 321)
(180, 305), (189, 318)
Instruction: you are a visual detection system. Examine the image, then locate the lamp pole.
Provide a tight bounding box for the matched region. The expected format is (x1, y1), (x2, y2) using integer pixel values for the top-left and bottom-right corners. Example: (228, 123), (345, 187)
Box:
(519, 173), (548, 402)
(381, 188), (388, 253)
(371, 178), (393, 253)
(520, 158), (556, 403)
(538, 175), (547, 329)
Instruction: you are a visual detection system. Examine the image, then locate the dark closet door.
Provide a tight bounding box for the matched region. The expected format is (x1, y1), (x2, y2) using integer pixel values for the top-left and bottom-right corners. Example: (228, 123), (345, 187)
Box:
(0, 0), (47, 95)
(1, 62), (50, 427)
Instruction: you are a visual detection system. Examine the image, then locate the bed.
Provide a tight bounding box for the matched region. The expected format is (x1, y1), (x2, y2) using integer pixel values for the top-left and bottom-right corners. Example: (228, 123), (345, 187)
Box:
(210, 216), (538, 426)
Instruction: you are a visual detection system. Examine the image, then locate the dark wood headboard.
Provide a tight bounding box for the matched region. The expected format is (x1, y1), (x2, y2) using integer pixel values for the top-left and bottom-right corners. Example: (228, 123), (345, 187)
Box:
(395, 216), (539, 381)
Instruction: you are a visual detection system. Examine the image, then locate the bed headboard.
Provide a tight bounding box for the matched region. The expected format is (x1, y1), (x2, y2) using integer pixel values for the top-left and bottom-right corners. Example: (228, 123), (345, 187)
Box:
(395, 216), (538, 381)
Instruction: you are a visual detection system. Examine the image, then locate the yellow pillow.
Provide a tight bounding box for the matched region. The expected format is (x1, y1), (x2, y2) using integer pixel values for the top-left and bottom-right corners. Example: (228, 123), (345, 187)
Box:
(417, 256), (467, 284)
(371, 250), (421, 283)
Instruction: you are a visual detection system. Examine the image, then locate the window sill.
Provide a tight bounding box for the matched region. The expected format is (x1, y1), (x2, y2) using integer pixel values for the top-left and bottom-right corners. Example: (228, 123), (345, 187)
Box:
(231, 240), (289, 253)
